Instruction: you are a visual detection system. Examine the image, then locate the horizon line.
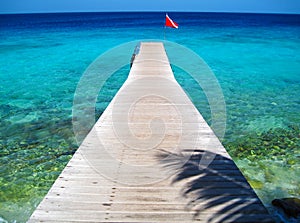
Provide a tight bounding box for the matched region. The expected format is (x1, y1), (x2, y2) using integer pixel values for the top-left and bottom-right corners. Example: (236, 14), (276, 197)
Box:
(1, 10), (300, 15)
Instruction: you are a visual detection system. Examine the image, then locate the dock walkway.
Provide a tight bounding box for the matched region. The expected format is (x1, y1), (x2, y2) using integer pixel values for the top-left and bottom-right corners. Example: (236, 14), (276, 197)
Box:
(28, 42), (274, 223)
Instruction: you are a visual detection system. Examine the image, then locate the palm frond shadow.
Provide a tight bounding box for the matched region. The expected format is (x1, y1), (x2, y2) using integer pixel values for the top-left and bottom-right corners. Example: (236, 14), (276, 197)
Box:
(158, 149), (275, 223)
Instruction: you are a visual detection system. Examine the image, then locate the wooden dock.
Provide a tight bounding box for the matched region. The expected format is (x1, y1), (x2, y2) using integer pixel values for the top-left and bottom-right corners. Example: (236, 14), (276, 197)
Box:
(28, 42), (274, 223)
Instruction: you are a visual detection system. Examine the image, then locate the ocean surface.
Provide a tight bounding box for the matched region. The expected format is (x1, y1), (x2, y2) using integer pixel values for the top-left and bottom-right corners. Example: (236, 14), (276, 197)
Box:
(0, 12), (299, 222)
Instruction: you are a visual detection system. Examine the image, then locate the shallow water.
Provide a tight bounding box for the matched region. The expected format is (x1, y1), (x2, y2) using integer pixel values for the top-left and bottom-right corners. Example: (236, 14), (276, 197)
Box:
(0, 12), (299, 222)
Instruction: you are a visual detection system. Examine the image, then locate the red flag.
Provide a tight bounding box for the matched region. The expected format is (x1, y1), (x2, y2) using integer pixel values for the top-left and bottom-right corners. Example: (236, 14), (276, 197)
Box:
(165, 14), (178, 29)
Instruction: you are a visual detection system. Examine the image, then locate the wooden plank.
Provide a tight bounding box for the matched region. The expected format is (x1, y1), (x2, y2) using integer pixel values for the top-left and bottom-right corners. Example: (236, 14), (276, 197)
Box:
(28, 42), (274, 223)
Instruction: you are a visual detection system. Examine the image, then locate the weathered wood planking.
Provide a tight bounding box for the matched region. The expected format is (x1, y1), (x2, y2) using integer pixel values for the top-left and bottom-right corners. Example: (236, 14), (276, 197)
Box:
(28, 42), (274, 223)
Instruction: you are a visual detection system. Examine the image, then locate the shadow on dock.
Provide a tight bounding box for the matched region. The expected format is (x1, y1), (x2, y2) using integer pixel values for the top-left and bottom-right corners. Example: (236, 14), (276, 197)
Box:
(157, 150), (275, 223)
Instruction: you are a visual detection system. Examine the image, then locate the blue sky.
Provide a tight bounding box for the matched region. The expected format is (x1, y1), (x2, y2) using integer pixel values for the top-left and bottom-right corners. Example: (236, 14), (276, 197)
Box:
(1, 0), (300, 14)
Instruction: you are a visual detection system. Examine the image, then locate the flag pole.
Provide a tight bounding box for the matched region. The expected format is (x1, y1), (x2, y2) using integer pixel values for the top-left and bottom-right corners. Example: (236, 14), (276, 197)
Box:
(164, 13), (166, 41)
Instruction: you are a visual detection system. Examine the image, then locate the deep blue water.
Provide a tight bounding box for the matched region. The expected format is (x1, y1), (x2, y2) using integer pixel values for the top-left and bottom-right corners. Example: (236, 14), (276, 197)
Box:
(0, 12), (299, 223)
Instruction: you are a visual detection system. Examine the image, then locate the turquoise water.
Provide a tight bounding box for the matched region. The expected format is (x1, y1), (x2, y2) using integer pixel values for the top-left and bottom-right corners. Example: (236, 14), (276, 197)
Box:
(0, 12), (299, 222)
